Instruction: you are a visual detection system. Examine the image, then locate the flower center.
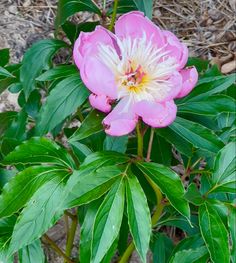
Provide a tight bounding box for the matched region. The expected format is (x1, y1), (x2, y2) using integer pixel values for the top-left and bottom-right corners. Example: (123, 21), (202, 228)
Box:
(122, 63), (146, 93)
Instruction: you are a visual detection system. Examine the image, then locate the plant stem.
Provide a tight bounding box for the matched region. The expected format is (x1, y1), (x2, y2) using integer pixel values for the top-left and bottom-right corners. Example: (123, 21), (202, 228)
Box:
(136, 121), (143, 158)
(108, 0), (118, 31)
(103, 0), (107, 10)
(64, 211), (78, 263)
(118, 242), (135, 263)
(44, 234), (74, 263)
(146, 128), (155, 162)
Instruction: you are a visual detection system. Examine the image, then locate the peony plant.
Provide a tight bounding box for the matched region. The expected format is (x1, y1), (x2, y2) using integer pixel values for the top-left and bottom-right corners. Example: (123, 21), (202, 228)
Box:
(0, 1), (235, 263)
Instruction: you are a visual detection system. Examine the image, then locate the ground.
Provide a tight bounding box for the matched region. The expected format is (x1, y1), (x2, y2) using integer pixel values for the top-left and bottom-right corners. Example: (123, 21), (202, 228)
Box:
(0, 0), (235, 262)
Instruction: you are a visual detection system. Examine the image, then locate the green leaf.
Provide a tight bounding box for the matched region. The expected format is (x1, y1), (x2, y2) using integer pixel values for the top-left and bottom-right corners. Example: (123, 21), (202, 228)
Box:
(186, 57), (209, 72)
(55, 0), (101, 29)
(36, 64), (77, 81)
(137, 162), (190, 219)
(62, 21), (99, 44)
(0, 215), (16, 262)
(9, 172), (70, 254)
(91, 178), (125, 263)
(170, 246), (208, 263)
(199, 202), (230, 263)
(20, 39), (67, 98)
(0, 76), (18, 94)
(70, 141), (93, 163)
(3, 137), (74, 169)
(0, 169), (15, 192)
(36, 75), (89, 135)
(133, 0), (153, 18)
(18, 239), (45, 263)
(62, 166), (123, 209)
(0, 66), (14, 78)
(107, 0), (137, 15)
(155, 127), (193, 157)
(228, 205), (236, 263)
(125, 170), (151, 263)
(0, 48), (10, 67)
(3, 109), (27, 141)
(0, 111), (17, 137)
(80, 199), (102, 263)
(184, 183), (204, 206)
(170, 117), (224, 154)
(209, 142), (236, 193)
(70, 110), (105, 142)
(157, 215), (198, 235)
(0, 166), (68, 218)
(150, 233), (174, 263)
(103, 135), (128, 153)
(177, 95), (236, 116)
(183, 73), (236, 102)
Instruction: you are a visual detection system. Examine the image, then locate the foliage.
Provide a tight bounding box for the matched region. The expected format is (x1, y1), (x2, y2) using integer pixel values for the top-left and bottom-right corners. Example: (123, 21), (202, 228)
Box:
(0, 0), (235, 263)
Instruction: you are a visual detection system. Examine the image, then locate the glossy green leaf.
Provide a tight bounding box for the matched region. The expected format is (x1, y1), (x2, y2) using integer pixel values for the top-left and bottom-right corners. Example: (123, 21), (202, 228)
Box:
(9, 173), (70, 254)
(55, 0), (101, 28)
(150, 233), (174, 263)
(2, 137), (74, 169)
(133, 0), (153, 18)
(137, 162), (190, 219)
(91, 178), (125, 263)
(70, 141), (93, 163)
(229, 205), (236, 263)
(186, 57), (209, 72)
(0, 215), (16, 262)
(0, 166), (68, 218)
(36, 65), (77, 81)
(183, 73), (235, 102)
(0, 169), (15, 192)
(18, 239), (45, 263)
(199, 202), (230, 263)
(0, 66), (14, 78)
(170, 117), (224, 154)
(62, 165), (123, 209)
(62, 21), (99, 44)
(36, 75), (89, 135)
(178, 95), (236, 116)
(184, 183), (204, 206)
(107, 0), (137, 15)
(170, 246), (208, 263)
(20, 39), (67, 98)
(0, 48), (10, 67)
(70, 110), (105, 142)
(3, 109), (27, 141)
(155, 127), (193, 157)
(209, 142), (236, 193)
(125, 170), (151, 263)
(0, 76), (18, 94)
(103, 135), (128, 153)
(0, 111), (17, 137)
(80, 199), (102, 263)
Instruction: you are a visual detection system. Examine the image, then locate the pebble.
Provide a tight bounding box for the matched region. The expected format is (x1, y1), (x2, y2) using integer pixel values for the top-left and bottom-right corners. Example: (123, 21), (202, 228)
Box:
(221, 60), (236, 74)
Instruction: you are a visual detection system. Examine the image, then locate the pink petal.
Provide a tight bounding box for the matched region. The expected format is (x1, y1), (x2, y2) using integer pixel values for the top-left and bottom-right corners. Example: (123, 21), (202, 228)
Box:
(163, 31), (188, 70)
(134, 100), (177, 128)
(103, 99), (138, 136)
(73, 26), (116, 69)
(73, 26), (119, 99)
(80, 56), (118, 99)
(115, 11), (165, 48)
(157, 71), (182, 102)
(89, 94), (112, 113)
(176, 67), (198, 98)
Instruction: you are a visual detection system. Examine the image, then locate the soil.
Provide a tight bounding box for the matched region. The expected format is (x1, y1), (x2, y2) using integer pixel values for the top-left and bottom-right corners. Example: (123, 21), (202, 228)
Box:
(0, 0), (235, 262)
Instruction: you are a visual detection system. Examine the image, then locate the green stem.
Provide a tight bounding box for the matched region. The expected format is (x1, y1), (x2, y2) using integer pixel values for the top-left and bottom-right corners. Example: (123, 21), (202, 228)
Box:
(136, 121), (143, 158)
(118, 242), (135, 263)
(190, 169), (211, 175)
(44, 234), (74, 263)
(108, 0), (118, 31)
(103, 0), (107, 9)
(64, 212), (78, 263)
(146, 128), (155, 162)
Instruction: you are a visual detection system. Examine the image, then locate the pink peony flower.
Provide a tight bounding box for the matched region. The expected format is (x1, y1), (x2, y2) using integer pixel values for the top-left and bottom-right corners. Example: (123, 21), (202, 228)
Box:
(73, 11), (198, 136)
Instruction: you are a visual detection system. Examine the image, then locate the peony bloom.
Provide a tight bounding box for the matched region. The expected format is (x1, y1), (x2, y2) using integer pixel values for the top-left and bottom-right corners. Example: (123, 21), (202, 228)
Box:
(73, 11), (198, 136)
